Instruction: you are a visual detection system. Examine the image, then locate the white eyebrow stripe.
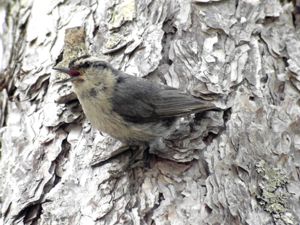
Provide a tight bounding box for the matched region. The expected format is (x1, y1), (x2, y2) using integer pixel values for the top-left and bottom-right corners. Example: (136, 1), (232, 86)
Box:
(70, 57), (112, 70)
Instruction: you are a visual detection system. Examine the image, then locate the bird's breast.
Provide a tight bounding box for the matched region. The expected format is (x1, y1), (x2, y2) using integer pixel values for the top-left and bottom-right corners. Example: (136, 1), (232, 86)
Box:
(77, 90), (123, 134)
(76, 89), (157, 143)
(77, 85), (171, 143)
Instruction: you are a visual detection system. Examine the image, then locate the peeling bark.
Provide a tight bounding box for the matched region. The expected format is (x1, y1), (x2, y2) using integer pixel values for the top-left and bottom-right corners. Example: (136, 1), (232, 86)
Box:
(1, 0), (300, 225)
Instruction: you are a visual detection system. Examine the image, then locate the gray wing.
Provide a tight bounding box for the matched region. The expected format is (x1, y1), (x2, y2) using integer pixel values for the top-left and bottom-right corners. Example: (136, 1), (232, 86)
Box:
(111, 73), (217, 123)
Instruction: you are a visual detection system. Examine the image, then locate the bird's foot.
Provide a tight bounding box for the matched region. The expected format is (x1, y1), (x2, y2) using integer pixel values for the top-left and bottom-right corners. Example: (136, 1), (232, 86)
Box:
(127, 144), (151, 169)
(90, 143), (150, 168)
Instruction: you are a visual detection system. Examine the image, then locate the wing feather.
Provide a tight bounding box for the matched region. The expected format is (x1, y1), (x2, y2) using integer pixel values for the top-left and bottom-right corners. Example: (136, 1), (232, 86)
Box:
(111, 73), (216, 123)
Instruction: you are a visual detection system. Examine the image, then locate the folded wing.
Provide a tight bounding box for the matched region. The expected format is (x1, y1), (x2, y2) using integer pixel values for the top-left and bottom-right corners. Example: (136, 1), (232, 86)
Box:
(111, 73), (216, 123)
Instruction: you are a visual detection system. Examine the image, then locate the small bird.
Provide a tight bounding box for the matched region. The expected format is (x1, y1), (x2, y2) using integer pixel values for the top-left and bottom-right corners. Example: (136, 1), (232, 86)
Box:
(53, 55), (217, 146)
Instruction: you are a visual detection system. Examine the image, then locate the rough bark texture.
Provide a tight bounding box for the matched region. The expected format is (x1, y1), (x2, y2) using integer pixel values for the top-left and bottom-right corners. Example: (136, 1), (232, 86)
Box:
(1, 0), (300, 225)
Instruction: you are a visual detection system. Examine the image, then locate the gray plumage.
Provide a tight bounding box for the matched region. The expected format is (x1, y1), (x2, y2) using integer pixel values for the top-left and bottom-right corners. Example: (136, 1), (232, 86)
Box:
(54, 56), (217, 144)
(111, 71), (216, 123)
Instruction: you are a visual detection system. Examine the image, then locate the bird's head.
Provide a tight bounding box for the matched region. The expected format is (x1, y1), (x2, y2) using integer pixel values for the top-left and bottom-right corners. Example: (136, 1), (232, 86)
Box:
(53, 55), (117, 96)
(53, 55), (114, 84)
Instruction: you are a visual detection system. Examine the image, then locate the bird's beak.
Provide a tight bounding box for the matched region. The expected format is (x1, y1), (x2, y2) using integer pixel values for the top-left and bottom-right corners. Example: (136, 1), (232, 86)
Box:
(53, 67), (80, 83)
(53, 67), (71, 74)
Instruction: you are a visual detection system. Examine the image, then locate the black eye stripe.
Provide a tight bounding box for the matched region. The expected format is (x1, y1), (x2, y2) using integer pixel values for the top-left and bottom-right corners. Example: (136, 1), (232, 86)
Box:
(69, 57), (109, 70)
(78, 61), (92, 68)
(76, 62), (107, 69)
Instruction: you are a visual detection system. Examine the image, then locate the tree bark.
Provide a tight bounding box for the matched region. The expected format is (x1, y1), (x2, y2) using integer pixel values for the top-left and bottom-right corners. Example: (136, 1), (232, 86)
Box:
(1, 0), (300, 225)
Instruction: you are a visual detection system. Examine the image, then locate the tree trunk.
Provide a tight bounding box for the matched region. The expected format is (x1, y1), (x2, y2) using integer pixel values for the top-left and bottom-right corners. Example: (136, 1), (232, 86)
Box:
(1, 0), (300, 224)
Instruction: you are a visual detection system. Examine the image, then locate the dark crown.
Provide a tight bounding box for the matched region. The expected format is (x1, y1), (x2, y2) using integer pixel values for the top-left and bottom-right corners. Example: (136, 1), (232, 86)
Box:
(69, 55), (111, 70)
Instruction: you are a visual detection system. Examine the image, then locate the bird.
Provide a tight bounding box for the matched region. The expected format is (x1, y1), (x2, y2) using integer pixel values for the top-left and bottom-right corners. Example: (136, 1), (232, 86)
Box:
(53, 55), (218, 147)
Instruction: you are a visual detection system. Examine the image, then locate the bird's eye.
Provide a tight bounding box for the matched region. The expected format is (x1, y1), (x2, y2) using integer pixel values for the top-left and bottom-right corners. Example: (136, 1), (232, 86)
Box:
(69, 69), (81, 77)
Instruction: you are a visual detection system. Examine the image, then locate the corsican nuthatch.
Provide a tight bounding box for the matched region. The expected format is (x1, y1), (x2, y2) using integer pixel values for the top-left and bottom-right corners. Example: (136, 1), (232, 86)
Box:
(54, 55), (217, 146)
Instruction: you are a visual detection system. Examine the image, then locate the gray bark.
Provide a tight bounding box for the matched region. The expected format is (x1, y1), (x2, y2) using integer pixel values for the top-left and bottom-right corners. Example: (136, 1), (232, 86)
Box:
(1, 0), (300, 225)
